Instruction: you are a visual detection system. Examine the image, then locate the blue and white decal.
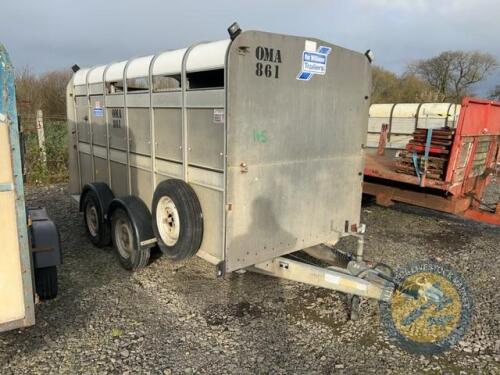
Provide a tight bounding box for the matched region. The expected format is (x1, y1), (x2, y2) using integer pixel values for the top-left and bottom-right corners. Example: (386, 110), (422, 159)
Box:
(297, 42), (331, 81)
(93, 101), (104, 117)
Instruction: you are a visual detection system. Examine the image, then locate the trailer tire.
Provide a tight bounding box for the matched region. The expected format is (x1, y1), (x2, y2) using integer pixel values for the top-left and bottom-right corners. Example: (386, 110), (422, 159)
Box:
(152, 179), (203, 261)
(111, 208), (150, 271)
(35, 266), (58, 300)
(82, 190), (111, 247)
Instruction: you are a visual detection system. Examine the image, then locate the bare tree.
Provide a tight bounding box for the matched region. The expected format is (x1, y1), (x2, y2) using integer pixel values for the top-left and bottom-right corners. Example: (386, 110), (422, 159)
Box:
(15, 66), (42, 116)
(409, 51), (498, 102)
(371, 66), (438, 103)
(38, 70), (72, 116)
(398, 72), (440, 102)
(15, 68), (71, 119)
(489, 85), (500, 100)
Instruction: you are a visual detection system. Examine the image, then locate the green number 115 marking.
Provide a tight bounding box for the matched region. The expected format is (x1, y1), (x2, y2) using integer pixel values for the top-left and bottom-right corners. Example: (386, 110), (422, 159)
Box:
(253, 130), (268, 144)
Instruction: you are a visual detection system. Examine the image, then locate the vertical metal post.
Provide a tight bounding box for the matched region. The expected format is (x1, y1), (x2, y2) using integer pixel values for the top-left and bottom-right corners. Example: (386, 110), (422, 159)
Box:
(222, 40), (233, 273)
(103, 65), (112, 187)
(65, 77), (80, 194)
(181, 42), (206, 182)
(72, 85), (82, 191)
(415, 102), (424, 132)
(86, 68), (95, 182)
(148, 54), (158, 194)
(387, 103), (396, 142)
(180, 48), (191, 182)
(123, 60), (132, 194)
(444, 101), (467, 183)
(445, 102), (453, 128)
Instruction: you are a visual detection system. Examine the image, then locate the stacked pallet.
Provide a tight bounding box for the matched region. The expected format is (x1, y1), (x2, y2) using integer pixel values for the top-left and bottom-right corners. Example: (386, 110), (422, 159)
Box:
(395, 128), (454, 181)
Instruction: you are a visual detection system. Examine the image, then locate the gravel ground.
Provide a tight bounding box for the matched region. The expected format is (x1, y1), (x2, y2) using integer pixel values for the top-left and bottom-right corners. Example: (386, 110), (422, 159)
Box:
(0, 183), (499, 374)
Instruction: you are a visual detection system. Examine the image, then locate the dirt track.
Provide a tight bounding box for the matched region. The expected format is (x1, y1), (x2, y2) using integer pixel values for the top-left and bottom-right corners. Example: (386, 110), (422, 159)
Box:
(0, 184), (499, 374)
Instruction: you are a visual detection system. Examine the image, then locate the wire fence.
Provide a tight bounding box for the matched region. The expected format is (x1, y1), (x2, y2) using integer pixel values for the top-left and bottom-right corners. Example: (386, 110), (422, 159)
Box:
(19, 113), (68, 185)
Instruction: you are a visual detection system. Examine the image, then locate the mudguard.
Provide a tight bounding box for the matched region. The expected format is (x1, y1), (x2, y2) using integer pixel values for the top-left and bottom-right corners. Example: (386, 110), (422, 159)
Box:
(108, 196), (156, 250)
(79, 182), (114, 220)
(29, 207), (62, 269)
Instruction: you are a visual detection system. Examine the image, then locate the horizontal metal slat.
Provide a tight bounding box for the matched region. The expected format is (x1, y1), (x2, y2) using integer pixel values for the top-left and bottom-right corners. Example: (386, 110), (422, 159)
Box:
(0, 182), (14, 192)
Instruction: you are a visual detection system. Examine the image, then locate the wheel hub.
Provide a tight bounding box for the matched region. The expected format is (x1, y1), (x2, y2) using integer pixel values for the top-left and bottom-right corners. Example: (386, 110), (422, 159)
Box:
(85, 204), (99, 237)
(115, 219), (133, 259)
(156, 196), (180, 246)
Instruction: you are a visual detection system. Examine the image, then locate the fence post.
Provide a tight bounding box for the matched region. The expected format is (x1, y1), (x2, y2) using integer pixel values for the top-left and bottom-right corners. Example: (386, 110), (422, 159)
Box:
(36, 109), (47, 166)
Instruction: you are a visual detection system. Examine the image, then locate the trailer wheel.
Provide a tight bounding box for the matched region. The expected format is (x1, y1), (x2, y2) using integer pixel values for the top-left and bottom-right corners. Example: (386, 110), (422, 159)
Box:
(111, 208), (150, 270)
(35, 266), (58, 300)
(82, 190), (111, 247)
(152, 179), (203, 260)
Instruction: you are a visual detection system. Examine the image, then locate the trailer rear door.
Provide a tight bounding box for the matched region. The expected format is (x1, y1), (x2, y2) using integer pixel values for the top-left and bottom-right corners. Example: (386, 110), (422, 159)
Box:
(224, 31), (370, 272)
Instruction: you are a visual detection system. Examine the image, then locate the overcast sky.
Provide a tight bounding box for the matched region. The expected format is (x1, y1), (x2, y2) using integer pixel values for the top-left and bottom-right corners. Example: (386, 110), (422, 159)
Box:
(1, 0), (499, 95)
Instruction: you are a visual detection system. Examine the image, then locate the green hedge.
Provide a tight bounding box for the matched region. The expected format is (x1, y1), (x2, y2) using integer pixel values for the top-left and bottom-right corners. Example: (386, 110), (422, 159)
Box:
(23, 121), (68, 185)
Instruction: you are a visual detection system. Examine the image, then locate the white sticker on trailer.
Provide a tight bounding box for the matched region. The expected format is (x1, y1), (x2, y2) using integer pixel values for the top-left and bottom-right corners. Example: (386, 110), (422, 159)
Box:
(213, 109), (224, 124)
(304, 40), (317, 52)
(324, 273), (340, 284)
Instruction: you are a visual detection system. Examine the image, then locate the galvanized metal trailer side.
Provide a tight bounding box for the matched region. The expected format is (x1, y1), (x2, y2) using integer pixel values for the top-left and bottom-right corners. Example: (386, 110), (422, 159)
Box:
(67, 40), (232, 267)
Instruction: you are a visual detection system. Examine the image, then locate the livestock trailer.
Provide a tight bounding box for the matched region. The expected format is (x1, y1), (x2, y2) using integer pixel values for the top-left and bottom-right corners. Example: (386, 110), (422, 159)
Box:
(67, 25), (403, 306)
(66, 26), (475, 352)
(67, 26), (373, 274)
(364, 97), (500, 225)
(0, 44), (61, 333)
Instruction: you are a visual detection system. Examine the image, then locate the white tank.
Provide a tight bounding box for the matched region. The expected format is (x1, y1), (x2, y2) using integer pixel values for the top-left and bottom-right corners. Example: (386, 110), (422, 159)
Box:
(367, 102), (461, 149)
(367, 104), (394, 147)
(418, 103), (461, 129)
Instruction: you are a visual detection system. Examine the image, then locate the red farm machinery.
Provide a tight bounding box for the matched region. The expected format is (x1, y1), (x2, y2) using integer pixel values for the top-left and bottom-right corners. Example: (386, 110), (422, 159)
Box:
(363, 97), (500, 225)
